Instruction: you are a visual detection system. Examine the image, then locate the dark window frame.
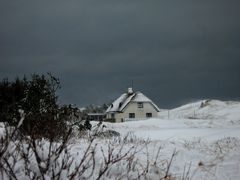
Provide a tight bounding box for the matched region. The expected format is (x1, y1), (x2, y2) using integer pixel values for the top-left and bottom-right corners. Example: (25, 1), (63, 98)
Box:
(146, 113), (152, 118)
(129, 113), (135, 118)
(137, 102), (143, 108)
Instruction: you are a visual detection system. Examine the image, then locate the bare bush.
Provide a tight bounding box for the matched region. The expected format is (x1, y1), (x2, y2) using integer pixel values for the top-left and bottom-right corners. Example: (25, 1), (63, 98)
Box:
(0, 122), (190, 180)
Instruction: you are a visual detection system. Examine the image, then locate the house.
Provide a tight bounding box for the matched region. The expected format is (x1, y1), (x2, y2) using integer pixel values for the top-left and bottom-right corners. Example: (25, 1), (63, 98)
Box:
(105, 88), (160, 122)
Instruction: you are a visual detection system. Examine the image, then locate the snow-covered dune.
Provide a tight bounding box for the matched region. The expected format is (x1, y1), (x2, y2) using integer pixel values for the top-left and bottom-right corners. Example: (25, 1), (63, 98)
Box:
(104, 100), (240, 141)
(159, 99), (240, 122)
(101, 100), (240, 179)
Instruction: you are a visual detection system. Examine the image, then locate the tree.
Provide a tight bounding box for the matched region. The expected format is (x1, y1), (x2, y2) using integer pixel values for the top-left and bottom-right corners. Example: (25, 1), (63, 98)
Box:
(0, 73), (80, 140)
(0, 77), (28, 125)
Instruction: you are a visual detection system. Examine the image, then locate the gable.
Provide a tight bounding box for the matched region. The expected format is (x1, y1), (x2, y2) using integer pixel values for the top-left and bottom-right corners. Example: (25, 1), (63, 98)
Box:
(121, 101), (160, 113)
(106, 90), (160, 113)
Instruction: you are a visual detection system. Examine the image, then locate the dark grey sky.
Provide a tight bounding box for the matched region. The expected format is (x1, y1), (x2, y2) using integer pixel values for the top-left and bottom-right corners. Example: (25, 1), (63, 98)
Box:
(1, 0), (240, 108)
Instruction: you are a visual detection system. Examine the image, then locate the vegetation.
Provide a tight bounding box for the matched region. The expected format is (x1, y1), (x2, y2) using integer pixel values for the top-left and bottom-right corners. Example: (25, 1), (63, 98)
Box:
(0, 122), (184, 180)
(0, 73), (196, 179)
(81, 103), (109, 120)
(0, 73), (80, 140)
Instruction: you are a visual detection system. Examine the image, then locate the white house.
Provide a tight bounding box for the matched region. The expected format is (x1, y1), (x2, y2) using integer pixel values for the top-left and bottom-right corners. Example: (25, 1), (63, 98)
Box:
(106, 88), (160, 122)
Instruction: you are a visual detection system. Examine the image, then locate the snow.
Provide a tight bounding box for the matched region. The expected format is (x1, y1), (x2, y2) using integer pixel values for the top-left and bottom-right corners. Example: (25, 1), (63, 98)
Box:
(1, 99), (240, 179)
(102, 99), (240, 179)
(159, 99), (240, 121)
(132, 92), (160, 111)
(132, 92), (151, 102)
(119, 93), (136, 111)
(106, 93), (128, 112)
(17, 109), (25, 128)
(106, 91), (160, 112)
(106, 118), (240, 141)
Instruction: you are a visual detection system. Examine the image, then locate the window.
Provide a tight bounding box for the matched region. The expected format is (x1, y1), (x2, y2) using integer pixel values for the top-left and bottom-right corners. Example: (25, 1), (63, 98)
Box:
(146, 113), (152, 118)
(129, 113), (135, 118)
(137, 102), (143, 108)
(111, 113), (115, 118)
(119, 102), (122, 108)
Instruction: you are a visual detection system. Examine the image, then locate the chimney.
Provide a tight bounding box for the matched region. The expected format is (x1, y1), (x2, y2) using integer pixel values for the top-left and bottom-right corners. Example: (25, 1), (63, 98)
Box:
(127, 87), (133, 95)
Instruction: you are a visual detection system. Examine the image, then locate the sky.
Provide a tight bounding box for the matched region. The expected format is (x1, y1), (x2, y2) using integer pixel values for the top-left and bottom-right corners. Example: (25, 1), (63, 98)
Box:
(0, 0), (240, 108)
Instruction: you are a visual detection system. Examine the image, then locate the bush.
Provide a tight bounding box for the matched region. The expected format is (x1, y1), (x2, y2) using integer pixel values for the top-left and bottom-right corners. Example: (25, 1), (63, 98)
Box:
(0, 122), (184, 180)
(0, 77), (28, 125)
(0, 73), (80, 140)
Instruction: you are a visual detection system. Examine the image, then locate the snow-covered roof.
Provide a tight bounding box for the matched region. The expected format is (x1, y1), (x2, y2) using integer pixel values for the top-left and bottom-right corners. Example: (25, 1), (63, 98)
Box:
(106, 89), (160, 113)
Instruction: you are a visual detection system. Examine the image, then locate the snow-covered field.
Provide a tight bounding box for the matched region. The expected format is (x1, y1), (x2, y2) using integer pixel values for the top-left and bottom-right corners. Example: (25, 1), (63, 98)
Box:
(1, 99), (240, 179)
(102, 100), (240, 179)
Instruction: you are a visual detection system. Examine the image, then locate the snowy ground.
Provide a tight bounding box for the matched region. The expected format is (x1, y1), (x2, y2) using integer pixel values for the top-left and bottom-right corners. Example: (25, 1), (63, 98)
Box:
(1, 99), (240, 179)
(101, 100), (240, 179)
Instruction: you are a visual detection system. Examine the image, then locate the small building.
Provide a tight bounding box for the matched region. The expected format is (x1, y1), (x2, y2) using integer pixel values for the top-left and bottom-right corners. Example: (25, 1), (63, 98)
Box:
(87, 113), (106, 121)
(105, 88), (160, 122)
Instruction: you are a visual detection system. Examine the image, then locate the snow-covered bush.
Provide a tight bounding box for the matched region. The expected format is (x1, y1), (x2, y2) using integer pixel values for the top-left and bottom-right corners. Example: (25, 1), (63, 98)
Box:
(0, 123), (184, 180)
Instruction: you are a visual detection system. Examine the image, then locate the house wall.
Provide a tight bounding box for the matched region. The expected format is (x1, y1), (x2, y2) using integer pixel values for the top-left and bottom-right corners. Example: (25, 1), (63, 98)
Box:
(114, 102), (159, 123)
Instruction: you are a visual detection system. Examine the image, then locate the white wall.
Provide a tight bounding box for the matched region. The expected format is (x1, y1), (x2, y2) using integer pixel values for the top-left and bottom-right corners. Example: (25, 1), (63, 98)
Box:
(114, 102), (158, 122)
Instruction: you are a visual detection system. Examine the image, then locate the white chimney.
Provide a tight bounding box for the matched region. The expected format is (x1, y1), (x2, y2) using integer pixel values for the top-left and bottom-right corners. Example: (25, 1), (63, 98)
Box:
(128, 87), (133, 95)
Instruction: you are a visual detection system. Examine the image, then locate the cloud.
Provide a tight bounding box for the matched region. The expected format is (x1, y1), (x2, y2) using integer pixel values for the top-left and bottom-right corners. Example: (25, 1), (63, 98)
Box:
(0, 0), (240, 107)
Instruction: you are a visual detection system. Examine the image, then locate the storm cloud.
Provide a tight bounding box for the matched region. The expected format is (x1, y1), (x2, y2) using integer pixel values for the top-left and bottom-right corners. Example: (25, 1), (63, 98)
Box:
(1, 0), (240, 108)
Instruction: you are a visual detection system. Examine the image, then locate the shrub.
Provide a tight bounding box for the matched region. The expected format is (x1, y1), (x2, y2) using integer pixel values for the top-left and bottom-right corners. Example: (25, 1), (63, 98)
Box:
(0, 73), (80, 140)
